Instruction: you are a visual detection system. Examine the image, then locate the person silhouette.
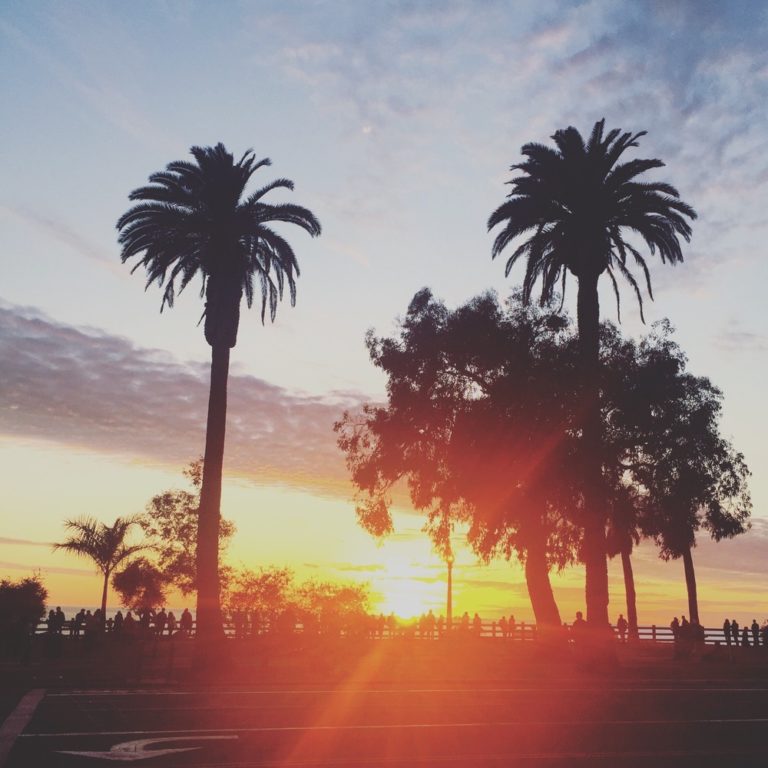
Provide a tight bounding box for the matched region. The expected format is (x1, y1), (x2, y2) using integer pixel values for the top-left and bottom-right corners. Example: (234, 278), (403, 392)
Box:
(741, 625), (750, 647)
(180, 608), (193, 636)
(425, 609), (436, 639)
(54, 607), (66, 634)
(155, 608), (167, 636)
(572, 611), (587, 638)
(722, 618), (731, 647)
(616, 614), (628, 643)
(730, 619), (739, 645)
(751, 619), (759, 646)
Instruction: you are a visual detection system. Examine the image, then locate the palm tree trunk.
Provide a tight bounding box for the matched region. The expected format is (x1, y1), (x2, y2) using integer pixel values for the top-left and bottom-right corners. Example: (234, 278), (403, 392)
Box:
(101, 570), (109, 625)
(525, 532), (561, 627)
(576, 272), (609, 627)
(620, 548), (638, 639)
(682, 545), (699, 624)
(196, 343), (230, 639)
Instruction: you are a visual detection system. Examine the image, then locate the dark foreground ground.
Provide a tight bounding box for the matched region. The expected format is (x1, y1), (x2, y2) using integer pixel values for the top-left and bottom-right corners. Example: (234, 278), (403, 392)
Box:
(2, 638), (767, 767)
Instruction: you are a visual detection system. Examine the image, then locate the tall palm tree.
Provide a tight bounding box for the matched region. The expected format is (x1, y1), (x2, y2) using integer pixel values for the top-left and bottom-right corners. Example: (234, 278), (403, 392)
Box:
(54, 516), (144, 621)
(488, 119), (695, 626)
(117, 144), (321, 639)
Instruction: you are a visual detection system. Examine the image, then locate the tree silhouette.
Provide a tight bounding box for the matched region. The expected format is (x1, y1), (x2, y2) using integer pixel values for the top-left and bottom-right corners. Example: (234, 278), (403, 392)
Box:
(0, 576), (47, 655)
(54, 516), (144, 620)
(625, 324), (751, 623)
(223, 567), (370, 636)
(112, 558), (168, 612)
(336, 290), (582, 627)
(488, 119), (696, 626)
(117, 145), (321, 638)
(139, 459), (235, 596)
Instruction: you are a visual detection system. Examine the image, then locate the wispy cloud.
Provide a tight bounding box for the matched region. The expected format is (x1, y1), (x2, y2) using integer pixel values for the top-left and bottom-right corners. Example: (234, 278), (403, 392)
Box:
(713, 323), (768, 354)
(0, 537), (50, 547)
(254, 0), (768, 297)
(0, 204), (121, 274)
(0, 560), (92, 577)
(0, 301), (366, 497)
(0, 14), (173, 151)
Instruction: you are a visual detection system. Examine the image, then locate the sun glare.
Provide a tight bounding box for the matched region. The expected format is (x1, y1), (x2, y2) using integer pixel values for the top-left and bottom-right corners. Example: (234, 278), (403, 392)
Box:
(378, 588), (429, 620)
(372, 554), (444, 619)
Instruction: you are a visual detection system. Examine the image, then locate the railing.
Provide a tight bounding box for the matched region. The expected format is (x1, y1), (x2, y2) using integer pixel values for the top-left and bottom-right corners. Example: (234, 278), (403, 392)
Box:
(32, 619), (765, 647)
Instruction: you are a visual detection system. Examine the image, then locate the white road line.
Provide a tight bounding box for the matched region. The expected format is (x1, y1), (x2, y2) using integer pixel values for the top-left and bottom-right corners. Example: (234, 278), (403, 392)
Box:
(0, 689), (45, 768)
(177, 748), (768, 766)
(17, 718), (768, 738)
(45, 686), (768, 697)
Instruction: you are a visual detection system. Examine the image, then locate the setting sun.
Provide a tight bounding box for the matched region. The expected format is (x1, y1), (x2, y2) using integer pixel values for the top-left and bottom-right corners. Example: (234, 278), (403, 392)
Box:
(371, 554), (446, 619)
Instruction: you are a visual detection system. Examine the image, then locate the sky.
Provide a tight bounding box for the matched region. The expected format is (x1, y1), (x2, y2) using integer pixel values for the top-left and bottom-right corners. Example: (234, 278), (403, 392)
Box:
(1, 0), (767, 627)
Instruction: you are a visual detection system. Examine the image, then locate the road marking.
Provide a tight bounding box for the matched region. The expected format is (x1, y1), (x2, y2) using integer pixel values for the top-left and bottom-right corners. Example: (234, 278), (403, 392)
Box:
(18, 717), (768, 739)
(58, 735), (237, 762)
(0, 689), (45, 768)
(45, 686), (768, 697)
(186, 748), (768, 766)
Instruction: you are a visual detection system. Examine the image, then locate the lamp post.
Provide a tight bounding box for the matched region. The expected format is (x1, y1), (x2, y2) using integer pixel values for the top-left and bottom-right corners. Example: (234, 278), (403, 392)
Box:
(446, 551), (454, 632)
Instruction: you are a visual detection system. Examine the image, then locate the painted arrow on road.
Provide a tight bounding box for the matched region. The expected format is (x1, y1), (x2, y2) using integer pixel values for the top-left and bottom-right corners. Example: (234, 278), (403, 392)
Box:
(57, 735), (238, 762)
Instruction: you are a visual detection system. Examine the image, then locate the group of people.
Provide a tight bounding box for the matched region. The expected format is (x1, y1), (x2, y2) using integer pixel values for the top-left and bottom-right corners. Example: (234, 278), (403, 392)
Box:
(45, 606), (195, 638)
(225, 610), (528, 640)
(666, 615), (768, 659)
(413, 612), (523, 639)
(415, 610), (481, 638)
(721, 618), (767, 648)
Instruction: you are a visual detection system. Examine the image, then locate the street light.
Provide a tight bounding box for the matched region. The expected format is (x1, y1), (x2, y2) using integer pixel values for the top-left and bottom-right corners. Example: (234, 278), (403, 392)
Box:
(445, 550), (454, 632)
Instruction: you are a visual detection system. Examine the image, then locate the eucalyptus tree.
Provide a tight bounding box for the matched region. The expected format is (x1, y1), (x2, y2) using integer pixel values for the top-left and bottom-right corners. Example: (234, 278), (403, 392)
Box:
(335, 290), (581, 627)
(488, 120), (696, 626)
(139, 459), (235, 596)
(117, 145), (321, 638)
(622, 325), (751, 624)
(54, 516), (144, 620)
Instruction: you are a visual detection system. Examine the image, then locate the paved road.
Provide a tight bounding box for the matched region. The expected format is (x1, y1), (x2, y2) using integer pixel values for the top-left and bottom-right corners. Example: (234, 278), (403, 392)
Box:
(5, 676), (768, 767)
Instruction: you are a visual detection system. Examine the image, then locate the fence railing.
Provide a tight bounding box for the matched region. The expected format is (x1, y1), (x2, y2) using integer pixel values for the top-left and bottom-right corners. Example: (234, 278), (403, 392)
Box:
(32, 620), (765, 647)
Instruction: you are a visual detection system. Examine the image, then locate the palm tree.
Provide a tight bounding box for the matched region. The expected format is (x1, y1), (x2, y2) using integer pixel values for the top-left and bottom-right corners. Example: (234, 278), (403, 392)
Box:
(117, 144), (321, 639)
(54, 516), (144, 621)
(488, 119), (695, 626)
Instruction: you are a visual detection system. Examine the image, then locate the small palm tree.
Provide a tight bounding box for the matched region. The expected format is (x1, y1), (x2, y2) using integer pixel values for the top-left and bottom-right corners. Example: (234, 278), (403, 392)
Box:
(117, 144), (321, 638)
(54, 516), (144, 620)
(488, 119), (696, 626)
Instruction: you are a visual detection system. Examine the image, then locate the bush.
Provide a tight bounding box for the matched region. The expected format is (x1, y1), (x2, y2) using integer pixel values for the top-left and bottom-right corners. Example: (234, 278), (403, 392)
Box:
(0, 574), (47, 656)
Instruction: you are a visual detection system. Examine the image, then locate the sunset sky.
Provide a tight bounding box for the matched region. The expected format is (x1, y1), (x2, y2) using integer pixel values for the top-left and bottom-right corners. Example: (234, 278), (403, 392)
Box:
(1, 0), (767, 627)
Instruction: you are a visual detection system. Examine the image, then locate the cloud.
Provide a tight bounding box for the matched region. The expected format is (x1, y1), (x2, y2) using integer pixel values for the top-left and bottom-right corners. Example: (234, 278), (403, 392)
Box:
(0, 561), (92, 577)
(255, 0), (768, 296)
(0, 14), (173, 151)
(622, 519), (768, 592)
(713, 324), (768, 354)
(0, 537), (50, 547)
(0, 204), (120, 274)
(0, 301), (367, 497)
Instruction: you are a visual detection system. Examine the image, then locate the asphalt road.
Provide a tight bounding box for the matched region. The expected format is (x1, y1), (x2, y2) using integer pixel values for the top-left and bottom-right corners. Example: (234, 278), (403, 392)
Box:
(5, 675), (768, 767)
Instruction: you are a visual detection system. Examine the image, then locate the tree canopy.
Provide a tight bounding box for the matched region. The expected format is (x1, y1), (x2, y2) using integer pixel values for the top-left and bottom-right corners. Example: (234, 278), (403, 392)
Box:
(138, 459), (235, 596)
(336, 290), (751, 625)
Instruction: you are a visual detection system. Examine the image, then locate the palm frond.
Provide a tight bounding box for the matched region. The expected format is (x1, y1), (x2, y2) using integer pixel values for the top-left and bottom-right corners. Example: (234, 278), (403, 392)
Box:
(489, 121), (695, 319)
(117, 144), (321, 339)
